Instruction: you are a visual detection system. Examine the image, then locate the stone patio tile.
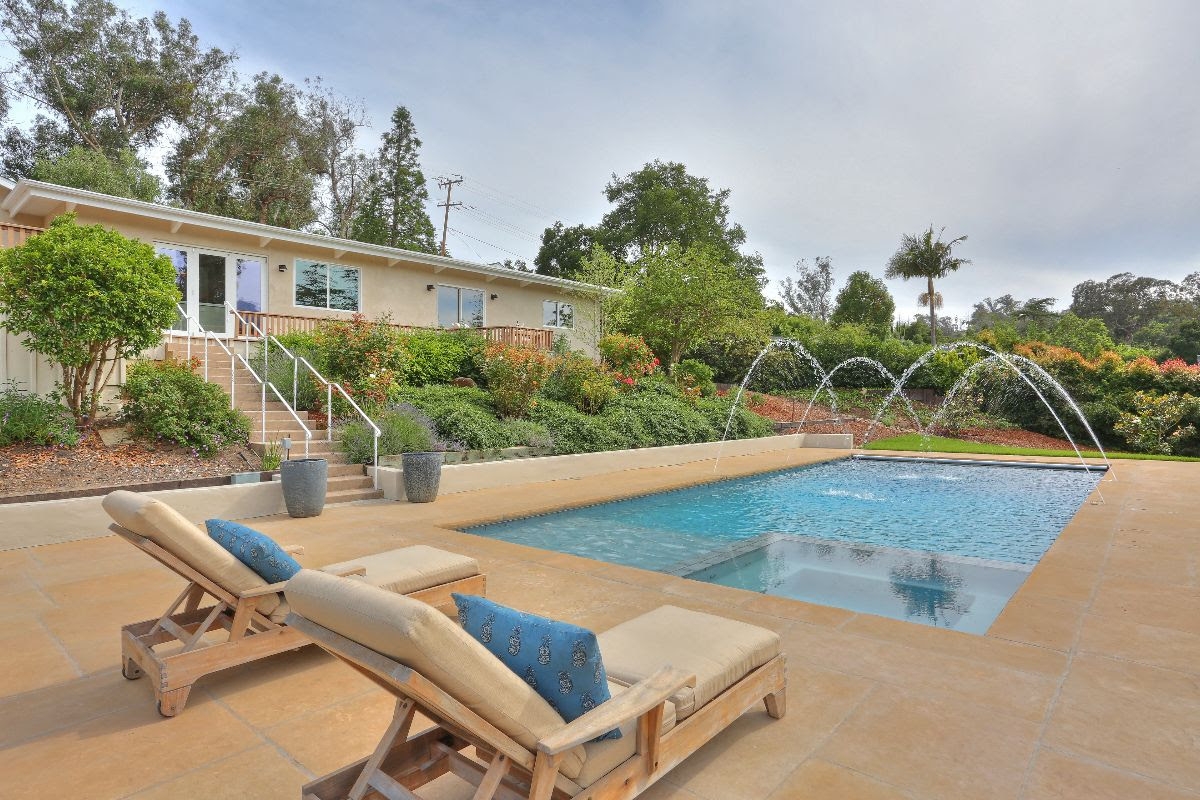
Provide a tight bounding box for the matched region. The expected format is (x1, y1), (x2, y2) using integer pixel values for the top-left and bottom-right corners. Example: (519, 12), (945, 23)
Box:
(986, 593), (1083, 651)
(765, 759), (917, 799)
(1104, 535), (1198, 587)
(587, 560), (683, 590)
(1087, 573), (1200, 637)
(0, 695), (259, 799)
(123, 744), (308, 800)
(658, 576), (764, 607)
(818, 686), (1040, 800)
(0, 667), (146, 748)
(740, 593), (858, 628)
(1077, 614), (1200, 675)
(665, 662), (872, 800)
(1024, 748), (1200, 800)
(1044, 653), (1200, 789)
(782, 623), (1057, 723)
(0, 621), (80, 698)
(200, 646), (380, 729)
(261, 689), (398, 777)
(1016, 562), (1099, 603)
(842, 614), (1067, 677)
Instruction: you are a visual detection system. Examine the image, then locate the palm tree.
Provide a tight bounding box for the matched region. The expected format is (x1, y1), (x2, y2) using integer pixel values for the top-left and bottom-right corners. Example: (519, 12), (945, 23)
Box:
(885, 226), (970, 345)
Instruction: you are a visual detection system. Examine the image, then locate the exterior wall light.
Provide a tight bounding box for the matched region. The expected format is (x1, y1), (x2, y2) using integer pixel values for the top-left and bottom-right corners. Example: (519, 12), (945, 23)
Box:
(277, 264), (287, 272)
(426, 284), (435, 291)
(490, 293), (499, 300)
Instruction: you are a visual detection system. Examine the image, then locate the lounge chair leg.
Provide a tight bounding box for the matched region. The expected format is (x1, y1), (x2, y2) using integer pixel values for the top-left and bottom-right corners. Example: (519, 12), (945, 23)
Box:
(527, 752), (563, 800)
(157, 685), (193, 718)
(121, 656), (143, 680)
(764, 689), (786, 719)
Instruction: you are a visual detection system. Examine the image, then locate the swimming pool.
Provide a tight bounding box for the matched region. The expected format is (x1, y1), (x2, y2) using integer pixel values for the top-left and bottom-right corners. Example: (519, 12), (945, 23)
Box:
(465, 456), (1103, 633)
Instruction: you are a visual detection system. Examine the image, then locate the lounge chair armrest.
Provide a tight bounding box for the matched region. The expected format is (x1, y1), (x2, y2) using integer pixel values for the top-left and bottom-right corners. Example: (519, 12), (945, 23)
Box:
(328, 564), (367, 577)
(283, 544), (305, 556)
(240, 581), (289, 598)
(536, 666), (695, 755)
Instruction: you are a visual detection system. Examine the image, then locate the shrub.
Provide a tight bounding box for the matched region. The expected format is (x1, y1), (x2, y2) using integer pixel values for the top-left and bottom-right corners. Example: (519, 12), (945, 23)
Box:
(1113, 391), (1198, 455)
(311, 315), (407, 407)
(529, 399), (626, 454)
(503, 419), (554, 449)
(696, 396), (774, 440)
(608, 391), (718, 446)
(599, 333), (659, 386)
(425, 401), (512, 450)
(400, 329), (486, 386)
(479, 343), (557, 418)
(121, 360), (251, 455)
(671, 359), (716, 398)
(0, 381), (80, 446)
(542, 352), (616, 413)
(339, 405), (439, 464)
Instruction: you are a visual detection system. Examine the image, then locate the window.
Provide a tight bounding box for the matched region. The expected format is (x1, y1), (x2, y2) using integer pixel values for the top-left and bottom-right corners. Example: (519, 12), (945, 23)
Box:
(437, 285), (485, 328)
(543, 300), (574, 328)
(295, 258), (360, 311)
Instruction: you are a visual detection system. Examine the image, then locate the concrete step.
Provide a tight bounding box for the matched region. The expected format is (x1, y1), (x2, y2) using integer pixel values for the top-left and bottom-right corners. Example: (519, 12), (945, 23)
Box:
(325, 487), (384, 504)
(327, 475), (374, 491)
(328, 463), (366, 477)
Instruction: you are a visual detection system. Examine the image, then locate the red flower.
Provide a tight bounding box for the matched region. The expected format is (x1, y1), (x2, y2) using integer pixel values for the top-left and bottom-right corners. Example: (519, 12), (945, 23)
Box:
(623, 377), (635, 385)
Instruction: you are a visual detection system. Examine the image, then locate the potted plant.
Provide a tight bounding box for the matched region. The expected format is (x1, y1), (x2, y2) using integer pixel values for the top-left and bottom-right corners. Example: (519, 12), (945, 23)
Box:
(339, 405), (460, 504)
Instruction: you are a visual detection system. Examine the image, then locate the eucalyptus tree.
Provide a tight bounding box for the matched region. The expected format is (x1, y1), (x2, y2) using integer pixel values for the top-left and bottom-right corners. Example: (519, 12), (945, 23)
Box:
(885, 226), (970, 346)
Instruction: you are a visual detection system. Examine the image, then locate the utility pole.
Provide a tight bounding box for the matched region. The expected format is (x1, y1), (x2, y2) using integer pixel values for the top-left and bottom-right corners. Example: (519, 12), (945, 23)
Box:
(437, 175), (463, 257)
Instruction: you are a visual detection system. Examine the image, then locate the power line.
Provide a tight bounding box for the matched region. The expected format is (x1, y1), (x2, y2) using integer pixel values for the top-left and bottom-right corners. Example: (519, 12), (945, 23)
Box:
(447, 227), (529, 261)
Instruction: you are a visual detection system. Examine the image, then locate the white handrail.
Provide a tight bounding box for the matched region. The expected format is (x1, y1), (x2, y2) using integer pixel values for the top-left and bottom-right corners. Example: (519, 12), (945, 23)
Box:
(225, 302), (380, 489)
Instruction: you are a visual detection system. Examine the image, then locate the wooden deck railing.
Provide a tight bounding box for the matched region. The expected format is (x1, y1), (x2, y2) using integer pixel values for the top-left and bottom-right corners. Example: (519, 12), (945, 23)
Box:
(233, 310), (555, 350)
(0, 223), (43, 249)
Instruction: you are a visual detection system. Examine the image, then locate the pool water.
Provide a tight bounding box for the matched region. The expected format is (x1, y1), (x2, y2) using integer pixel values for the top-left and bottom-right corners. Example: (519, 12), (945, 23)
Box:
(465, 457), (1102, 633)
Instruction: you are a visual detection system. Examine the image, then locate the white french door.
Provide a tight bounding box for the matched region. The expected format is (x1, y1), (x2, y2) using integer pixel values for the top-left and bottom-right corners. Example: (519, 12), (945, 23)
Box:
(156, 245), (266, 336)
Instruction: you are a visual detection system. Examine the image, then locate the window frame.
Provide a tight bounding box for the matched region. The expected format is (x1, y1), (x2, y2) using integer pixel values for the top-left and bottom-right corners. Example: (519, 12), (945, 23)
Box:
(293, 257), (362, 313)
(542, 299), (574, 329)
(436, 283), (487, 328)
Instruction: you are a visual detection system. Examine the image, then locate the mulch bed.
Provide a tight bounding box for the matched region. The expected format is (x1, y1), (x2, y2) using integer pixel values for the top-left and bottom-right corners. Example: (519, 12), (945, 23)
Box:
(0, 429), (262, 500)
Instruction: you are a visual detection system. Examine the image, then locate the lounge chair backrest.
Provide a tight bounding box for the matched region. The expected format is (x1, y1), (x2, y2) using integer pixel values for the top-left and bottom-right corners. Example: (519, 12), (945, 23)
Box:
(285, 568), (586, 778)
(102, 490), (279, 616)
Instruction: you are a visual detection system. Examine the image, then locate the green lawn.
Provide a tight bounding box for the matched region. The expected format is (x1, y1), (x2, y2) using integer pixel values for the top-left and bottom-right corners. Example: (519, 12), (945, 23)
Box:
(863, 433), (1200, 462)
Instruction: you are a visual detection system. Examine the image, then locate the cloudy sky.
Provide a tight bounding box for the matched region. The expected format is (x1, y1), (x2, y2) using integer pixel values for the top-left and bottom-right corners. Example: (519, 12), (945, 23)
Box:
(7, 1), (1199, 322)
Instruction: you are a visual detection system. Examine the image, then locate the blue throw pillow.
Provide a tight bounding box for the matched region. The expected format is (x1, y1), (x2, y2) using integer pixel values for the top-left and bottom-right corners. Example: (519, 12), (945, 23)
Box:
(452, 594), (620, 741)
(205, 519), (301, 584)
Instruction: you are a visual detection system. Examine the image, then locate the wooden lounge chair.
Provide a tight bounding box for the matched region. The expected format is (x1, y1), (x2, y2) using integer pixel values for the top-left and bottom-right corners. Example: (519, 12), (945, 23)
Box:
(102, 490), (486, 717)
(283, 568), (787, 800)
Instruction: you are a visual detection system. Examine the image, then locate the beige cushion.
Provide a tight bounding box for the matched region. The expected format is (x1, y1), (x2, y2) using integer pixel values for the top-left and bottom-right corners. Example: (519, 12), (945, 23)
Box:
(598, 606), (779, 720)
(321, 545), (479, 594)
(103, 490), (279, 617)
(573, 682), (677, 788)
(284, 569), (585, 779)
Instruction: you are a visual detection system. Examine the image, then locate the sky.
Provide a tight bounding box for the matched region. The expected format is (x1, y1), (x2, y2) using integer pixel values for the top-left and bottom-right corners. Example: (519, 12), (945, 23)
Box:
(5, 0), (1199, 323)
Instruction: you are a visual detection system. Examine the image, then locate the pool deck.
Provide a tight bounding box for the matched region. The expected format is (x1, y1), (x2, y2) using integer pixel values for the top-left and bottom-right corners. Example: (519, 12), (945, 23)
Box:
(2, 448), (1198, 799)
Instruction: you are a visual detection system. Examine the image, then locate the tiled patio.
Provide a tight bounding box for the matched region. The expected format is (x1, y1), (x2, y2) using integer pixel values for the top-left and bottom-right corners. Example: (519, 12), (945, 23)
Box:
(1, 449), (1198, 799)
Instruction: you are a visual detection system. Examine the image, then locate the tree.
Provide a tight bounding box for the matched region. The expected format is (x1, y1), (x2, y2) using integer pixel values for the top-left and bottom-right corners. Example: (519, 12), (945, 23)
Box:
(307, 83), (372, 238)
(830, 271), (895, 337)
(167, 73), (323, 229)
(29, 146), (160, 201)
(1068, 272), (1180, 343)
(1045, 312), (1116, 358)
(350, 106), (437, 252)
(1169, 320), (1200, 363)
(779, 256), (833, 320)
(614, 243), (764, 366)
(568, 244), (625, 352)
(0, 0), (232, 171)
(0, 214), (177, 422)
(885, 226), (970, 346)
(968, 295), (1059, 335)
(535, 160), (764, 284)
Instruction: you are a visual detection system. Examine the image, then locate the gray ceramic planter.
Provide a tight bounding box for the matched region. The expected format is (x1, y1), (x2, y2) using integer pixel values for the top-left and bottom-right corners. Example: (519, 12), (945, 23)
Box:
(401, 451), (443, 503)
(280, 458), (327, 517)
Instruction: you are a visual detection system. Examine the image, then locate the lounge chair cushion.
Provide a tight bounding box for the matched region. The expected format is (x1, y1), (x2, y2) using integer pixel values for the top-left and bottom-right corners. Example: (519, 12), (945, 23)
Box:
(574, 681), (678, 788)
(452, 594), (620, 741)
(102, 490), (279, 617)
(206, 519), (301, 584)
(598, 605), (780, 720)
(284, 569), (586, 780)
(322, 545), (479, 594)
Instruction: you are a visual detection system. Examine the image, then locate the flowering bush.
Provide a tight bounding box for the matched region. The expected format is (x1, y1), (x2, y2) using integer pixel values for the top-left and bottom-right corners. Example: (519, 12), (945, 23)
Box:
(312, 315), (406, 408)
(542, 352), (616, 414)
(599, 333), (659, 388)
(1113, 391), (1198, 455)
(479, 343), (557, 418)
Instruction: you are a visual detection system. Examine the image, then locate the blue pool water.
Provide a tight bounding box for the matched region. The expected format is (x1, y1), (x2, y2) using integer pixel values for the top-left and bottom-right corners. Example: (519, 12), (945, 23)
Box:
(465, 457), (1103, 633)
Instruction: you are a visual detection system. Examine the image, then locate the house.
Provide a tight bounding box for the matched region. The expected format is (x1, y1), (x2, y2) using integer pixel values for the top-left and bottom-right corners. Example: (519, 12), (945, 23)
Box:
(0, 178), (599, 397)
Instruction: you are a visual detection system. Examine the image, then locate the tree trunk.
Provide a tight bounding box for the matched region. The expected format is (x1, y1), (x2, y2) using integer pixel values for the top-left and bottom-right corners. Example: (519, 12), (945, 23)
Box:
(928, 275), (937, 346)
